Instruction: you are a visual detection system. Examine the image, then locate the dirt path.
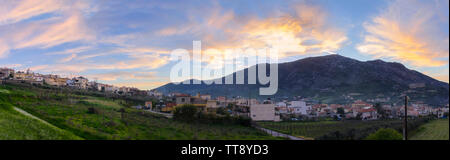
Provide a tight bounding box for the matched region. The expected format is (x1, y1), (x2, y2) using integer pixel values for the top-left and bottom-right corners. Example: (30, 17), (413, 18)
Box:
(14, 107), (55, 127)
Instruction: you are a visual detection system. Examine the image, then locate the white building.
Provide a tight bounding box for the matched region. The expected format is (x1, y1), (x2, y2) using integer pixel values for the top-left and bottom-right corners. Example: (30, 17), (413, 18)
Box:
(250, 104), (280, 121)
(289, 101), (311, 115)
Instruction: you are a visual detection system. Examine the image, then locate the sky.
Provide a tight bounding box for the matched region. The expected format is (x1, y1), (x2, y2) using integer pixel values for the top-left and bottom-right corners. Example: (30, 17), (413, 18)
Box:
(0, 0), (449, 90)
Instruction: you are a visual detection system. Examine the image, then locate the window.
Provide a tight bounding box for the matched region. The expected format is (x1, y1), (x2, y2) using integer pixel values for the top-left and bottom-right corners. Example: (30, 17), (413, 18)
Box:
(181, 98), (185, 102)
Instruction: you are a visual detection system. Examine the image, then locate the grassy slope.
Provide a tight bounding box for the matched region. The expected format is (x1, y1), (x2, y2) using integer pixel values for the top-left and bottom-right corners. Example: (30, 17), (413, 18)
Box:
(410, 119), (449, 140)
(0, 83), (280, 140)
(0, 100), (82, 140)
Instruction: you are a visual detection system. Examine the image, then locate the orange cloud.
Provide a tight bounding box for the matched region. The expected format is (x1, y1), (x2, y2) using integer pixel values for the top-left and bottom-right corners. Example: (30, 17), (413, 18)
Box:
(16, 13), (94, 49)
(0, 0), (96, 58)
(357, 0), (449, 67)
(0, 0), (64, 25)
(157, 3), (348, 67)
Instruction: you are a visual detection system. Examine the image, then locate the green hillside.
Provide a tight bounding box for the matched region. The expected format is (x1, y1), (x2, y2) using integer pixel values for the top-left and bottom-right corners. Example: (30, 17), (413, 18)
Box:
(0, 82), (279, 140)
(0, 100), (82, 140)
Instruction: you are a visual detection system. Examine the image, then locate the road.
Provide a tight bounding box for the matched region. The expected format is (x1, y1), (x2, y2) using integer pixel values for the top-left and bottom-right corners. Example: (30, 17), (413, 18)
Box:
(254, 126), (304, 140)
(145, 110), (173, 118)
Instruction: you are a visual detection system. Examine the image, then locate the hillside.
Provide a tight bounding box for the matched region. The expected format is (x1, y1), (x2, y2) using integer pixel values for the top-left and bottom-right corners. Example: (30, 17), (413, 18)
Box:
(157, 55), (449, 106)
(0, 82), (280, 140)
(0, 90), (82, 140)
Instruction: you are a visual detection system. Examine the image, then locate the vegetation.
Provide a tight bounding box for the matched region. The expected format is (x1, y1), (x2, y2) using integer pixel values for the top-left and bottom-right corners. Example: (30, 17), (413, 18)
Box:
(174, 104), (252, 127)
(410, 119), (449, 140)
(365, 128), (402, 140)
(0, 102), (82, 140)
(257, 118), (432, 140)
(0, 82), (279, 140)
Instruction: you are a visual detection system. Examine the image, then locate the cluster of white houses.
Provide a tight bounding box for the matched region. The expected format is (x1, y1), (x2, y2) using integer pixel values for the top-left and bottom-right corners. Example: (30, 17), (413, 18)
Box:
(1, 67), (149, 96)
(2, 67), (449, 122)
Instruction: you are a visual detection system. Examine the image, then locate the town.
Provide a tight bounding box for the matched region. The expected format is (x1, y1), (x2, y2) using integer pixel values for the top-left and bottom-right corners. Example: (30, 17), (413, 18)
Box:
(2, 67), (448, 123)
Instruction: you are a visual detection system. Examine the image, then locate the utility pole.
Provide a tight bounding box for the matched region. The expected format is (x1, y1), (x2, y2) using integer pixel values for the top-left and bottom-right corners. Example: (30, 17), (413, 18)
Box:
(403, 96), (408, 140)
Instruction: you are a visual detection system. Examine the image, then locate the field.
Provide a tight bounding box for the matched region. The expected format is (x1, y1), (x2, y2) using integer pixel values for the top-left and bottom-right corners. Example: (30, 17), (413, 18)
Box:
(257, 119), (431, 140)
(410, 119), (449, 140)
(0, 82), (281, 140)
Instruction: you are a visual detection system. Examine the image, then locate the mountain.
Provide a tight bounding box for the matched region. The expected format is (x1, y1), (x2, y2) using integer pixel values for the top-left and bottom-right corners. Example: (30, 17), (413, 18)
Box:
(156, 55), (449, 106)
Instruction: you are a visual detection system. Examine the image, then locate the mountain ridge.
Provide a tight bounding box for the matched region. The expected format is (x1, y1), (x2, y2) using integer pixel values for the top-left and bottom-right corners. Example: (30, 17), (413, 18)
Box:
(156, 54), (449, 106)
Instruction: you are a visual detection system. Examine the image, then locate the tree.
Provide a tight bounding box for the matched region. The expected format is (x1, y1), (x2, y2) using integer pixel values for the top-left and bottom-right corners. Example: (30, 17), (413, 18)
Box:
(216, 107), (229, 116)
(374, 103), (385, 119)
(365, 128), (402, 140)
(337, 107), (345, 115)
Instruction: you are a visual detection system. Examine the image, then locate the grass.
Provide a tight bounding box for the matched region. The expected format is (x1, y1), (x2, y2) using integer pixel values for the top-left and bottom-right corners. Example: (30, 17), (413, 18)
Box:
(0, 102), (82, 140)
(0, 83), (280, 140)
(410, 119), (449, 140)
(257, 120), (410, 140)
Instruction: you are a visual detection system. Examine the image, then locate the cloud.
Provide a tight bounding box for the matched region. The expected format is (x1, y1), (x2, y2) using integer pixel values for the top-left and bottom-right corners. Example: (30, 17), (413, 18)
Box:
(156, 3), (347, 60)
(357, 0), (449, 67)
(0, 40), (10, 58)
(112, 81), (169, 90)
(30, 52), (170, 74)
(0, 0), (64, 25)
(59, 53), (77, 63)
(14, 13), (94, 49)
(86, 71), (156, 81)
(0, 0), (96, 58)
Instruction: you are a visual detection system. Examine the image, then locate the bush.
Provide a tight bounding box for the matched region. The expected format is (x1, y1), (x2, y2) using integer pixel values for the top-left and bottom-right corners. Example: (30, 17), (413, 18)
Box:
(173, 104), (252, 127)
(173, 104), (198, 122)
(365, 128), (402, 140)
(87, 107), (99, 114)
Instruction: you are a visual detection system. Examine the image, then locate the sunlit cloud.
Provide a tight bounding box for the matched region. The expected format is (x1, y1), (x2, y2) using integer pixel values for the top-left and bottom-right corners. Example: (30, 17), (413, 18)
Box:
(0, 0), (96, 57)
(357, 0), (449, 67)
(0, 0), (64, 25)
(157, 3), (347, 62)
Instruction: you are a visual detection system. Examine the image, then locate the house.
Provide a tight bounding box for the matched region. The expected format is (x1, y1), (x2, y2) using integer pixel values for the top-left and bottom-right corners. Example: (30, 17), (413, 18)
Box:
(175, 94), (191, 105)
(162, 102), (176, 112)
(71, 76), (89, 89)
(216, 96), (226, 103)
(250, 104), (280, 121)
(0, 68), (14, 79)
(360, 108), (378, 120)
(148, 89), (163, 97)
(290, 101), (311, 115)
(144, 101), (153, 110)
(206, 100), (219, 109)
(195, 93), (211, 100)
(276, 102), (287, 108)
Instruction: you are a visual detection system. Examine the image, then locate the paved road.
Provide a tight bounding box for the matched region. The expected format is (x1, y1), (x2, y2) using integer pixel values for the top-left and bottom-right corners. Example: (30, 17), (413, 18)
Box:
(255, 126), (304, 140)
(145, 110), (173, 118)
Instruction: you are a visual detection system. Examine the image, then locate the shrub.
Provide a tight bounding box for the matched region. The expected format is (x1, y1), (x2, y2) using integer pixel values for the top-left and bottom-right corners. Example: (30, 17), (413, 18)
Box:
(365, 128), (402, 140)
(87, 107), (99, 114)
(173, 104), (198, 122)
